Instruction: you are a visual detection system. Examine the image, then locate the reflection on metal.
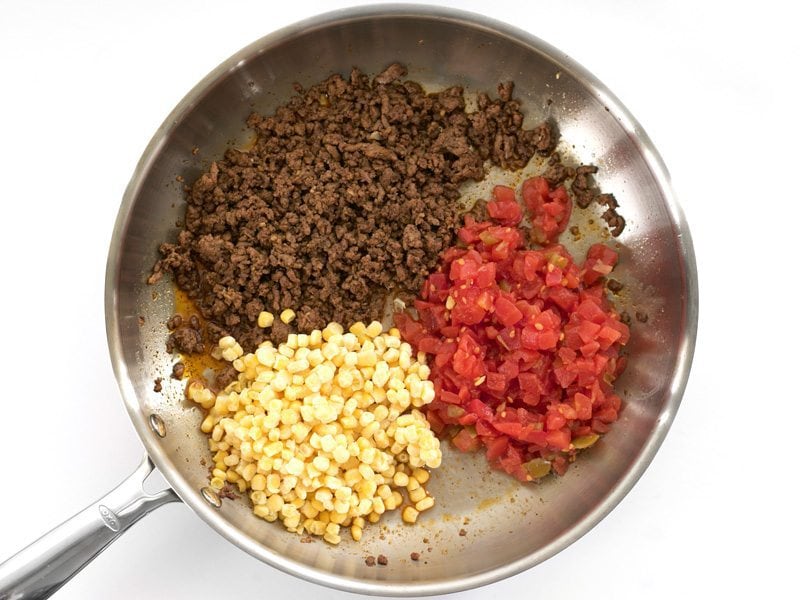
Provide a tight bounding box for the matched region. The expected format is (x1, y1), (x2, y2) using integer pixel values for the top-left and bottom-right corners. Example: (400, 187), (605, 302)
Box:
(148, 413), (166, 438)
(201, 487), (222, 509)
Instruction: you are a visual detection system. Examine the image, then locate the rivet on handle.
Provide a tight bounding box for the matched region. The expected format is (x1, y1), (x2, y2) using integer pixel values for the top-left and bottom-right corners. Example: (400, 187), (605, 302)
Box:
(201, 487), (222, 508)
(148, 414), (166, 438)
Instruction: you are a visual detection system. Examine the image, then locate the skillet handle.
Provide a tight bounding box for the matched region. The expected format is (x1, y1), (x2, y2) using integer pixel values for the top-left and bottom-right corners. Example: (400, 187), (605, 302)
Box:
(0, 454), (180, 600)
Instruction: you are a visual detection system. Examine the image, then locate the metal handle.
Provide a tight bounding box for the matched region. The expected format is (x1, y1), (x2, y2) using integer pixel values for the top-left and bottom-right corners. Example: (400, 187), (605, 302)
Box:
(0, 455), (180, 600)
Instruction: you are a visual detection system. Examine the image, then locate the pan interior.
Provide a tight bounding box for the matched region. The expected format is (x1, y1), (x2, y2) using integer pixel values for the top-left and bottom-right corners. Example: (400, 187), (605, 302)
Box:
(107, 8), (694, 594)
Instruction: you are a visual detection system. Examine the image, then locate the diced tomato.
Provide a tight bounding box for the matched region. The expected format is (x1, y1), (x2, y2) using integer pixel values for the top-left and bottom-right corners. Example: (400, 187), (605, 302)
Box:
(546, 411), (567, 431)
(451, 302), (486, 326)
(417, 335), (442, 354)
(494, 421), (523, 438)
(465, 398), (495, 421)
(393, 175), (629, 483)
(495, 296), (523, 327)
(537, 329), (559, 350)
(595, 406), (618, 424)
(517, 372), (540, 392)
(546, 428), (572, 451)
(577, 320), (602, 343)
(492, 185), (517, 203)
(476, 263), (497, 288)
(523, 177), (573, 245)
(518, 426), (548, 445)
(452, 428), (481, 452)
(573, 392), (592, 420)
(439, 390), (462, 405)
(547, 286), (579, 311)
(583, 244), (619, 285)
(487, 185), (523, 226)
(579, 340), (600, 357)
(486, 372), (507, 392)
(485, 436), (510, 460)
(576, 299), (608, 324)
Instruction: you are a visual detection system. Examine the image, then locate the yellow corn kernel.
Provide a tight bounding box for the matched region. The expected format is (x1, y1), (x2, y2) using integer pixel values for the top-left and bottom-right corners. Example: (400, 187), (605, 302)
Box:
(402, 506), (419, 524)
(357, 350), (378, 367)
(351, 525), (363, 541)
(393, 472), (409, 487)
(191, 324), (447, 546)
(409, 487), (427, 504)
(415, 496), (435, 512)
(365, 321), (383, 338)
(372, 496), (385, 515)
(412, 468), (430, 484)
(280, 308), (296, 324)
(349, 321), (367, 337)
(329, 510), (348, 524)
(201, 414), (214, 433)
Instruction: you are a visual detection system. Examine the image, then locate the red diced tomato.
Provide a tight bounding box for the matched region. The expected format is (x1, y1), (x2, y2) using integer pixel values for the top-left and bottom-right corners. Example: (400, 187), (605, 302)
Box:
(596, 325), (622, 350)
(417, 335), (442, 354)
(577, 320), (602, 343)
(487, 186), (523, 226)
(452, 428), (481, 452)
(587, 243), (619, 266)
(451, 302), (486, 326)
(493, 421), (523, 438)
(573, 392), (592, 420)
(485, 436), (510, 460)
(595, 406), (618, 424)
(476, 263), (496, 288)
(465, 398), (494, 421)
(518, 426), (548, 445)
(393, 175), (629, 483)
(546, 411), (567, 431)
(439, 390), (462, 405)
(486, 372), (507, 392)
(495, 296), (523, 327)
(537, 329), (559, 350)
(493, 185), (516, 203)
(576, 299), (608, 324)
(546, 428), (571, 450)
(580, 340), (600, 357)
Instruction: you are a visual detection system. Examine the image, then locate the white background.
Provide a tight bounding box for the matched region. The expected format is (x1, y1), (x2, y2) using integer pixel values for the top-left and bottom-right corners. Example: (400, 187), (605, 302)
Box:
(1, 1), (797, 598)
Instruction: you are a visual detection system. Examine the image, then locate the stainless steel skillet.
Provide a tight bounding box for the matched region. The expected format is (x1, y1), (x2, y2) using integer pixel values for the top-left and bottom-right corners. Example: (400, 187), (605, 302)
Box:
(0, 5), (698, 598)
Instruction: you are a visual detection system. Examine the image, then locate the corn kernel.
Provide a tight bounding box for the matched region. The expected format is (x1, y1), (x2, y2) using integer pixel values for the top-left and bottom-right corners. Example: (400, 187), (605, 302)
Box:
(191, 320), (443, 545)
(372, 496), (386, 515)
(365, 321), (383, 337)
(349, 321), (367, 337)
(415, 496), (435, 512)
(258, 311), (275, 328)
(412, 468), (430, 484)
(402, 506), (419, 524)
(280, 309), (296, 324)
(351, 525), (363, 541)
(393, 472), (409, 487)
(409, 487), (427, 503)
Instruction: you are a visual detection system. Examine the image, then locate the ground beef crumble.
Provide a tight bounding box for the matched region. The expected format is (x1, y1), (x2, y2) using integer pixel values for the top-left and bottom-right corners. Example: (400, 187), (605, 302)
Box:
(150, 64), (624, 352)
(150, 65), (556, 351)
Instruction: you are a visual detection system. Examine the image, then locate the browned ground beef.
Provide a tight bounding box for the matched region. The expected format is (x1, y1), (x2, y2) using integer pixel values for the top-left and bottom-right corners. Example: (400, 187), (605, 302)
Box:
(150, 63), (617, 351)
